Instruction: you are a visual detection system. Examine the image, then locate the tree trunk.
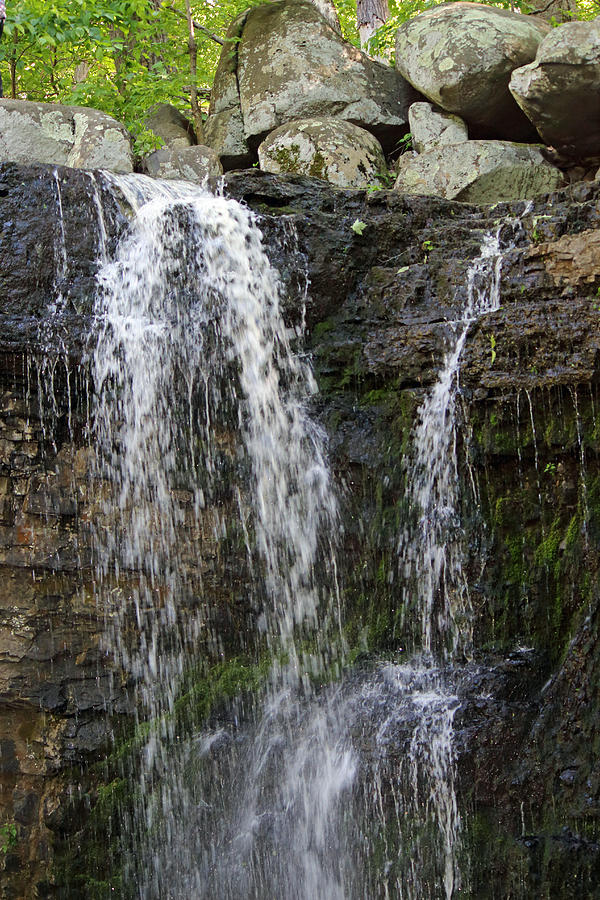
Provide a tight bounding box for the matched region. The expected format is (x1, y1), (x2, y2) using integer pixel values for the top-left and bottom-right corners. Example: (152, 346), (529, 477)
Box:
(185, 0), (204, 143)
(10, 26), (17, 98)
(526, 0), (577, 22)
(357, 0), (389, 49)
(307, 0), (341, 33)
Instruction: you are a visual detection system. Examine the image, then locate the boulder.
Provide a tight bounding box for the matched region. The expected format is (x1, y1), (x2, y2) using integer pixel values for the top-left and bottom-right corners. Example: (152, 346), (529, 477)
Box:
(408, 102), (468, 153)
(509, 19), (600, 158)
(204, 0), (418, 167)
(394, 140), (565, 203)
(395, 2), (549, 142)
(141, 145), (223, 182)
(144, 103), (196, 148)
(203, 11), (253, 169)
(258, 117), (387, 188)
(0, 100), (133, 173)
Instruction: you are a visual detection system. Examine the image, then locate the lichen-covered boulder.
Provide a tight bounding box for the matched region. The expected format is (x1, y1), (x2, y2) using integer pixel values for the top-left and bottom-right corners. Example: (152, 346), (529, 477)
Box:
(0, 100), (133, 173)
(258, 117), (387, 188)
(509, 19), (600, 158)
(204, 0), (418, 168)
(408, 101), (468, 153)
(394, 140), (564, 203)
(144, 103), (196, 148)
(203, 11), (252, 168)
(140, 145), (223, 182)
(395, 2), (549, 141)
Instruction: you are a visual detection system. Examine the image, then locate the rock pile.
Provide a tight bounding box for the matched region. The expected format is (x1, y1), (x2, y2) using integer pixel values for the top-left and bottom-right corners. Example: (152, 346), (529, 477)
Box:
(0, 1), (598, 202)
(199, 0), (598, 202)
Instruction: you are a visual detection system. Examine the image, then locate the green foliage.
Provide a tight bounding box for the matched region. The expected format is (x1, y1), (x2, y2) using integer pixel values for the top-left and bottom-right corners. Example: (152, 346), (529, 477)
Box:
(333, 0), (361, 45)
(396, 131), (413, 153)
(367, 168), (396, 193)
(0, 0), (251, 154)
(421, 238), (434, 260)
(366, 0), (440, 60)
(0, 822), (17, 853)
(351, 218), (368, 235)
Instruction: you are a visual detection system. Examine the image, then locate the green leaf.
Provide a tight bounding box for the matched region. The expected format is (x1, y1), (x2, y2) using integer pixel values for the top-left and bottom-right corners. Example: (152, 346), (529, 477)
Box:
(351, 219), (367, 236)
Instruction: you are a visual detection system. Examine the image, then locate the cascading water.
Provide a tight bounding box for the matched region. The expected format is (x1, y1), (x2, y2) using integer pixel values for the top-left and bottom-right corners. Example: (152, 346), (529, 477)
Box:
(90, 174), (341, 896)
(89, 173), (516, 899)
(399, 230), (503, 659)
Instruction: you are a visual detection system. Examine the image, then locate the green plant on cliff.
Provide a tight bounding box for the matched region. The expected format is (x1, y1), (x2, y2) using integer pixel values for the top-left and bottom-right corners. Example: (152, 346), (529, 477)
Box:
(351, 218), (368, 235)
(0, 822), (17, 853)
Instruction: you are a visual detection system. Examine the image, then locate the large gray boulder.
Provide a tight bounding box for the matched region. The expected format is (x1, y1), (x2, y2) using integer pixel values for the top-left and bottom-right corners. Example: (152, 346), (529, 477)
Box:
(258, 117), (387, 188)
(140, 145), (223, 182)
(0, 100), (133, 173)
(395, 2), (549, 142)
(144, 103), (196, 148)
(394, 140), (565, 203)
(203, 11), (253, 168)
(509, 19), (600, 158)
(204, 0), (418, 168)
(408, 102), (468, 153)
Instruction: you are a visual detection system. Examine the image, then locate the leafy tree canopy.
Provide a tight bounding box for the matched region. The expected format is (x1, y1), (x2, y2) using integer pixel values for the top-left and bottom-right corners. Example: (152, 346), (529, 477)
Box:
(0, 0), (596, 156)
(0, 0), (255, 153)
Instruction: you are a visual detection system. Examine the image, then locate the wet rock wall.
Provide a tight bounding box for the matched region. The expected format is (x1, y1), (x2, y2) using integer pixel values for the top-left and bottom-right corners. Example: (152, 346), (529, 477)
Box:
(1, 164), (600, 896)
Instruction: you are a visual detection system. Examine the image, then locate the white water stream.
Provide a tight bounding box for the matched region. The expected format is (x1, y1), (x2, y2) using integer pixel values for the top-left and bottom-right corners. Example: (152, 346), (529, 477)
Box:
(399, 230), (503, 659)
(88, 175), (512, 898)
(91, 175), (341, 895)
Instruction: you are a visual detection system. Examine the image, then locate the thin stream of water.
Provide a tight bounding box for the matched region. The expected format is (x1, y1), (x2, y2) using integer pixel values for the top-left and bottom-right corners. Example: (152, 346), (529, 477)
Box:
(399, 230), (503, 660)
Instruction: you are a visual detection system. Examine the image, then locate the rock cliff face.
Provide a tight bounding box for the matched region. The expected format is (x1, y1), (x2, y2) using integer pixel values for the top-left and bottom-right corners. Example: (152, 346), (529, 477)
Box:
(1, 163), (599, 896)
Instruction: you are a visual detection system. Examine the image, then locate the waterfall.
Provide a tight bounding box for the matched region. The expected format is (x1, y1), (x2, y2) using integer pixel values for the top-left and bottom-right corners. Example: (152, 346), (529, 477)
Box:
(90, 175), (340, 896)
(399, 230), (503, 659)
(89, 175), (513, 899)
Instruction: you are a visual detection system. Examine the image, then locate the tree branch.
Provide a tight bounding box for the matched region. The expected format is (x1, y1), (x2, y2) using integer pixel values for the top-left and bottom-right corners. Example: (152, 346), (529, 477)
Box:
(166, 4), (224, 45)
(528, 0), (572, 14)
(184, 0), (204, 140)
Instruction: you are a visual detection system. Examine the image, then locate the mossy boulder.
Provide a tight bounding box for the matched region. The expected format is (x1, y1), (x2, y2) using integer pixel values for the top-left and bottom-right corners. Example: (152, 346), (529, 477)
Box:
(141, 145), (223, 182)
(258, 118), (387, 188)
(408, 101), (468, 154)
(510, 19), (600, 158)
(0, 100), (133, 173)
(143, 103), (196, 149)
(394, 139), (564, 203)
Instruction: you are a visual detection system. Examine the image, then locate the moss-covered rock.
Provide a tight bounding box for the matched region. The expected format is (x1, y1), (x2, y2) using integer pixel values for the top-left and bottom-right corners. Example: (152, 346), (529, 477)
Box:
(258, 118), (387, 189)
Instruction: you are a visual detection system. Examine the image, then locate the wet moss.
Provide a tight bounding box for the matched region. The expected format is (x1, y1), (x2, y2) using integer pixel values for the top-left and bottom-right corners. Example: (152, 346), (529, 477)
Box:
(468, 386), (600, 667)
(272, 144), (302, 175)
(54, 651), (274, 895)
(308, 150), (327, 180)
